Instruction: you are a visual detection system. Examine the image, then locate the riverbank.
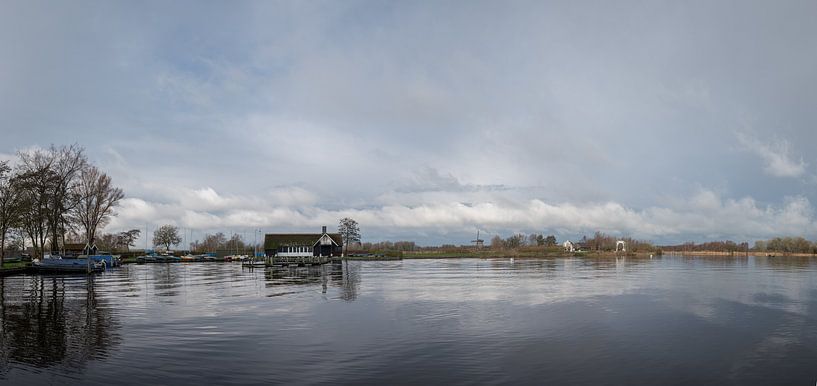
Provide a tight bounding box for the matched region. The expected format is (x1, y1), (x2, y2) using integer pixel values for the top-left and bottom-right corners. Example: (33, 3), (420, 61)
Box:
(0, 261), (31, 276)
(403, 250), (656, 259)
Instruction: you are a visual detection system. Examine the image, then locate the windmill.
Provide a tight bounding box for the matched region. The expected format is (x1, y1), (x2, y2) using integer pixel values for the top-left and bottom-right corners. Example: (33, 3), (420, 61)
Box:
(471, 229), (484, 249)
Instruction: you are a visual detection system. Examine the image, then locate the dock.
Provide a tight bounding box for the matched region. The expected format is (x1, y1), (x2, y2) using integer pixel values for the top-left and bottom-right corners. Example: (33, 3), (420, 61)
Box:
(266, 255), (331, 266)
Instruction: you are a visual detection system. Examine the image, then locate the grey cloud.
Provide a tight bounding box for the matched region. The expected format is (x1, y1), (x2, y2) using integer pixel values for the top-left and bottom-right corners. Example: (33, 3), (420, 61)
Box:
(3, 0), (817, 244)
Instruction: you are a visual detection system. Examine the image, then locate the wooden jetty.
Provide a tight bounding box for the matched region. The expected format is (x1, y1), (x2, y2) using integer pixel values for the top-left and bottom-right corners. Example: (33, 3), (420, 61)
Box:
(266, 255), (331, 267)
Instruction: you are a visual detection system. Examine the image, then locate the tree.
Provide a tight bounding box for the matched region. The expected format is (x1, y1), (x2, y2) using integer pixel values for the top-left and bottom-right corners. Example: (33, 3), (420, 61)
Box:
(119, 229), (141, 251)
(490, 235), (504, 250)
(505, 233), (525, 249)
(17, 144), (87, 255)
(0, 161), (24, 265)
(14, 156), (55, 259)
(545, 235), (557, 246)
(153, 225), (182, 251)
(72, 165), (124, 243)
(199, 232), (227, 252)
(228, 233), (246, 252)
(338, 218), (361, 256)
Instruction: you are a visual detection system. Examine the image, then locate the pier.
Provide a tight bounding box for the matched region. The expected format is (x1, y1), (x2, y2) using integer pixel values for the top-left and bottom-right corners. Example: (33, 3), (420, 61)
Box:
(266, 255), (331, 266)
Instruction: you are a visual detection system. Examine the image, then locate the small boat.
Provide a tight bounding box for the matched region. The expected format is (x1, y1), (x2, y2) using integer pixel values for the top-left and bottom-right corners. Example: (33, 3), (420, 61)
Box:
(84, 253), (121, 267)
(156, 255), (181, 263)
(34, 256), (105, 273)
(136, 255), (158, 263)
(137, 254), (181, 263)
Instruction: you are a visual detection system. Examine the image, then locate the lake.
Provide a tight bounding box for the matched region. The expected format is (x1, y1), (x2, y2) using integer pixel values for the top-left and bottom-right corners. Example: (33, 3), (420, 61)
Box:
(1, 256), (817, 385)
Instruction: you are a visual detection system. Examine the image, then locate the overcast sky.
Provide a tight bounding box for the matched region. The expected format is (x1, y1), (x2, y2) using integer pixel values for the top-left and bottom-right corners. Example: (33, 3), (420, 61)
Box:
(3, 0), (817, 246)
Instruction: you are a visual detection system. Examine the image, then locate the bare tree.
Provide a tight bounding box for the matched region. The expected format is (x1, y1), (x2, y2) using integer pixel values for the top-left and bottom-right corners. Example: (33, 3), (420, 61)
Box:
(45, 145), (87, 253)
(0, 161), (24, 265)
(14, 155), (55, 259)
(490, 235), (504, 250)
(199, 232), (227, 252)
(338, 218), (361, 256)
(153, 225), (182, 251)
(72, 165), (124, 243)
(17, 145), (87, 255)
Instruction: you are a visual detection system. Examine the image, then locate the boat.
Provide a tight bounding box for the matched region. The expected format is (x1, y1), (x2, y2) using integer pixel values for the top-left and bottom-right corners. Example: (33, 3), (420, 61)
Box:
(84, 253), (121, 267)
(153, 254), (181, 263)
(182, 254), (217, 262)
(180, 254), (199, 262)
(136, 255), (158, 263)
(136, 254), (181, 263)
(34, 256), (105, 273)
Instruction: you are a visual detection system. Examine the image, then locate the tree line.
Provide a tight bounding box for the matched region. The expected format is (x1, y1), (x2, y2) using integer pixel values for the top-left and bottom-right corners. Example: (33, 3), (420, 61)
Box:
(489, 233), (559, 250)
(0, 145), (124, 265)
(659, 240), (750, 253)
(753, 237), (817, 254)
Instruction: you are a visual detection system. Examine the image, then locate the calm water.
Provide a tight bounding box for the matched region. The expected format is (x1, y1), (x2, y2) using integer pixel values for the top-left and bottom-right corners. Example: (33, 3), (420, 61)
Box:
(1, 257), (817, 385)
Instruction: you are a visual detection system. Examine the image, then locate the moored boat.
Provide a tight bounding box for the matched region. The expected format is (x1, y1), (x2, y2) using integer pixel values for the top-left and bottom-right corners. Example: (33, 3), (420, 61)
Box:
(34, 256), (105, 273)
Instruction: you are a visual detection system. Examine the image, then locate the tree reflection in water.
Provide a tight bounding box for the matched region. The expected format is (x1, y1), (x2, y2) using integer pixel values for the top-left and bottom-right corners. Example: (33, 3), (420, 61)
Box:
(0, 275), (118, 376)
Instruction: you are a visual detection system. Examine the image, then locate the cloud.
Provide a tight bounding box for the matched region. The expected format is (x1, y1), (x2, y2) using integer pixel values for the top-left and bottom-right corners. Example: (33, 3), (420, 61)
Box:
(4, 1), (817, 244)
(105, 186), (817, 246)
(736, 132), (807, 178)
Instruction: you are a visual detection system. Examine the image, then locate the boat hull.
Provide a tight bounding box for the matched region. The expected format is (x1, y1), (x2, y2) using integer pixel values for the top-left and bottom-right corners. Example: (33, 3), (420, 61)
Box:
(34, 258), (105, 273)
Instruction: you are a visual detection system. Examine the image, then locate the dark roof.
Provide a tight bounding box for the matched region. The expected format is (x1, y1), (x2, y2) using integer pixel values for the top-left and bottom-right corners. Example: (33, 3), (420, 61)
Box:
(63, 243), (86, 252)
(264, 233), (343, 250)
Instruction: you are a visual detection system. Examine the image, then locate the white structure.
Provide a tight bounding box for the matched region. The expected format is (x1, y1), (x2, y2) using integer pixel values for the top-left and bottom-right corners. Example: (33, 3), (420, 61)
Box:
(277, 245), (315, 258)
(563, 241), (575, 252)
(616, 240), (627, 252)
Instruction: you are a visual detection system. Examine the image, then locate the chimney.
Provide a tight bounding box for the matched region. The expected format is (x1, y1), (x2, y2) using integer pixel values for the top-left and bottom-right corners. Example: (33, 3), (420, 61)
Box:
(322, 226), (327, 234)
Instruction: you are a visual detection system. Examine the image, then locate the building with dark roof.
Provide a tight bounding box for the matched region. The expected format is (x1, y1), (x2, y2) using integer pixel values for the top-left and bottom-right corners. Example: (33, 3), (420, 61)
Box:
(264, 226), (343, 257)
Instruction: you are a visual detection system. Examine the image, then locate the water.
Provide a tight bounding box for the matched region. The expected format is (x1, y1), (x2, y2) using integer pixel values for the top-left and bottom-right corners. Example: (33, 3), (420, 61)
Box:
(1, 256), (817, 385)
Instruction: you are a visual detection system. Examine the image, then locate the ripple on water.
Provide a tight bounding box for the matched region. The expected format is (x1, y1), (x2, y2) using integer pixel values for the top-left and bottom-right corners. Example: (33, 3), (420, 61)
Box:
(2, 258), (817, 385)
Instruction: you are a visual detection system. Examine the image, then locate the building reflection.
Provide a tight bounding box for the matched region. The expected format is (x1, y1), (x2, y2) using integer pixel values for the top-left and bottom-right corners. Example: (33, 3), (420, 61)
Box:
(330, 262), (360, 301)
(263, 262), (362, 301)
(0, 275), (118, 374)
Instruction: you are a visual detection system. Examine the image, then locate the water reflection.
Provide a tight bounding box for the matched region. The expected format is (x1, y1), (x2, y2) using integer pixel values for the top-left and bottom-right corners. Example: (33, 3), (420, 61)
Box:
(1, 257), (817, 384)
(263, 263), (362, 301)
(0, 275), (118, 376)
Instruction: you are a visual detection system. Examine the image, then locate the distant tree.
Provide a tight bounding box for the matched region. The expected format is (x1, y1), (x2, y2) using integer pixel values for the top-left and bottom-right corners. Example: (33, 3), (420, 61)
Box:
(153, 225), (182, 251)
(119, 229), (141, 251)
(338, 218), (361, 256)
(72, 165), (124, 243)
(490, 235), (504, 250)
(200, 232), (227, 252)
(227, 233), (245, 252)
(545, 235), (557, 246)
(97, 233), (119, 251)
(528, 234), (539, 246)
(505, 233), (525, 249)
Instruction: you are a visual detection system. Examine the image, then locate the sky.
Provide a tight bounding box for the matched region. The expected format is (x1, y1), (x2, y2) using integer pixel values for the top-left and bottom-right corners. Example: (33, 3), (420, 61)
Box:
(2, 0), (817, 246)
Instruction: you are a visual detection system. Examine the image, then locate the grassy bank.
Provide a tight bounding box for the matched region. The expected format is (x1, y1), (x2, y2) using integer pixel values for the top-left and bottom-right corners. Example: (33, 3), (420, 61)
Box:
(402, 250), (657, 259)
(1, 261), (28, 270)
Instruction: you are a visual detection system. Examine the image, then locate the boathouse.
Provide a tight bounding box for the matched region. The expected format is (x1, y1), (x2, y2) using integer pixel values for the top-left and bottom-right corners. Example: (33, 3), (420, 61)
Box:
(264, 226), (343, 257)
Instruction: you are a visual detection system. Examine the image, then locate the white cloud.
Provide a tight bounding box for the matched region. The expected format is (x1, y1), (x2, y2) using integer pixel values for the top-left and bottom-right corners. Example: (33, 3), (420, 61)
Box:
(737, 131), (807, 178)
(104, 186), (817, 245)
